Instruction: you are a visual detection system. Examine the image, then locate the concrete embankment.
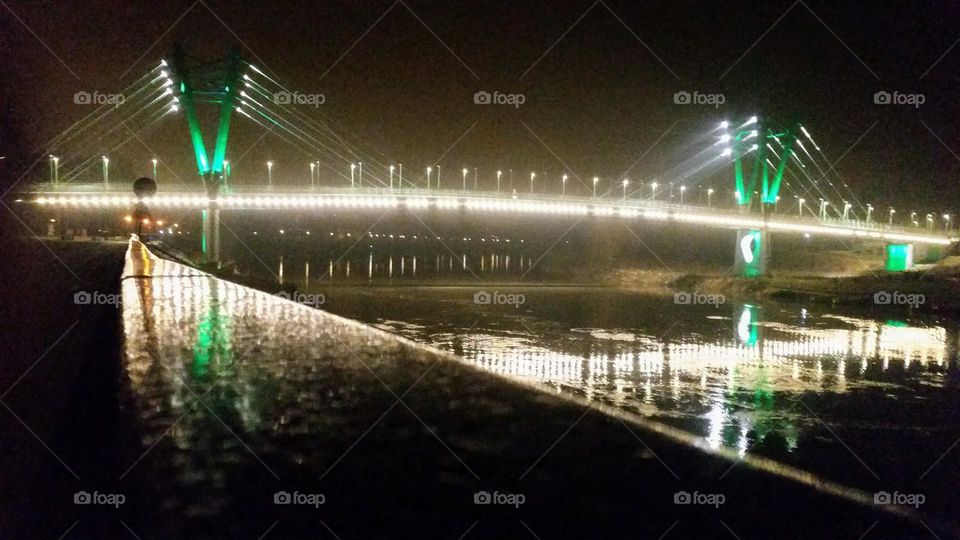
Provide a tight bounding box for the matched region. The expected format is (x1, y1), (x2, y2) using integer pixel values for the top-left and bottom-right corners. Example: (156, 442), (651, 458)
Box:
(3, 239), (954, 538)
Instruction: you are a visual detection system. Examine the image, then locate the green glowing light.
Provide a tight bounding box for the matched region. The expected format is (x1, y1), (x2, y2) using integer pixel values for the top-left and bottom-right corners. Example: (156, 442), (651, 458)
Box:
(885, 244), (913, 272)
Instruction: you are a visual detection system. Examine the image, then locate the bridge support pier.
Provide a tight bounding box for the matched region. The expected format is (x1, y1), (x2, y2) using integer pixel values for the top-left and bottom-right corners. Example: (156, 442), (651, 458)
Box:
(735, 228), (768, 278)
(202, 182), (221, 266)
(884, 243), (914, 272)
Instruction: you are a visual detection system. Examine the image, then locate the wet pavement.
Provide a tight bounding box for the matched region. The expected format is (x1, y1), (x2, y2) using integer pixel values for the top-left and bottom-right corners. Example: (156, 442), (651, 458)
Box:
(2, 240), (953, 538)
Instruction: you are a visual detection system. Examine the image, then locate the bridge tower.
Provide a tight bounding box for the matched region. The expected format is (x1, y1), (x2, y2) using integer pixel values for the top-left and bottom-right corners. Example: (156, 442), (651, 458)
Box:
(168, 45), (243, 265)
(727, 116), (799, 277)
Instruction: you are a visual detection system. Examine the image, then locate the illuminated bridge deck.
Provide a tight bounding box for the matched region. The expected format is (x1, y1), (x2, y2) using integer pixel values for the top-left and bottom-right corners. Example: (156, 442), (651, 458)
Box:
(28, 184), (954, 246)
(100, 238), (936, 538)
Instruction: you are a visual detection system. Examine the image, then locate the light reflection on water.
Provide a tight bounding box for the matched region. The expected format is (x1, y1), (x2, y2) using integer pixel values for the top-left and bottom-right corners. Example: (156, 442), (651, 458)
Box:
(352, 295), (955, 456)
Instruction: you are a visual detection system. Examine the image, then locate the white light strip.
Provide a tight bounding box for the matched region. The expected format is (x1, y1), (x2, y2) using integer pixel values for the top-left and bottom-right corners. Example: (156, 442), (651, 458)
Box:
(33, 194), (954, 245)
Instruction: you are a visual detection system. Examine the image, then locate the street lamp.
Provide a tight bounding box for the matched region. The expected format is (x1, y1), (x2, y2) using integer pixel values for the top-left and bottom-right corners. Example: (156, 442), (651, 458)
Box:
(223, 160), (231, 186)
(529, 172), (535, 193)
(707, 188), (714, 208)
(350, 163), (356, 188)
(650, 182), (658, 201)
(926, 213), (934, 230)
(866, 204), (874, 223)
(496, 170), (502, 193)
(389, 165), (395, 190)
(473, 167), (478, 189)
(398, 163), (403, 192)
(426, 166), (433, 190)
(437, 165), (442, 189)
(561, 174), (568, 196)
(592, 176), (599, 198)
(310, 162), (317, 188)
(843, 201), (851, 220)
(102, 156), (109, 186)
(944, 214), (951, 231)
(49, 155), (59, 184)
(152, 158), (158, 181)
(679, 185), (686, 204)
(267, 160), (274, 187)
(462, 168), (468, 191)
(888, 207), (895, 226)
(358, 162), (363, 187)
(910, 211), (917, 227)
(622, 178), (629, 199)
(775, 195), (781, 212)
(798, 198), (806, 217)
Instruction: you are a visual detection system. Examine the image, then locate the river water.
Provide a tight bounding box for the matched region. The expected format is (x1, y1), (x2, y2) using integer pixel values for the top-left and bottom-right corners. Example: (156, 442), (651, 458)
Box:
(295, 283), (960, 515)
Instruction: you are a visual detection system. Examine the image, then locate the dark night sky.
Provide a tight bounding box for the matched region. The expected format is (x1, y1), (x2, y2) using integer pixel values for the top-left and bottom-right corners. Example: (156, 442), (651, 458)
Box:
(1, 0), (959, 212)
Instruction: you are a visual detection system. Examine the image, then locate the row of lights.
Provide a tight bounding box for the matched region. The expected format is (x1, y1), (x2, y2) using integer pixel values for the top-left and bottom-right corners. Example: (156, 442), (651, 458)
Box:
(35, 193), (951, 245)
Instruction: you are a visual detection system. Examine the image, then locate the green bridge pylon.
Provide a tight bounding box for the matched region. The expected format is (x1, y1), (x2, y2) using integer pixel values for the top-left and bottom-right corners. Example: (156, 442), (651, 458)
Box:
(169, 45), (243, 265)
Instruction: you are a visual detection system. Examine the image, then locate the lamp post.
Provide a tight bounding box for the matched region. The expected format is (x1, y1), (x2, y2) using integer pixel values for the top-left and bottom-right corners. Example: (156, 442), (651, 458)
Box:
(462, 168), (468, 191)
(50, 155), (59, 184)
(496, 170), (502, 193)
(679, 185), (686, 204)
(926, 213), (934, 230)
(267, 160), (273, 187)
(223, 160), (230, 186)
(798, 198), (805, 217)
(358, 162), (363, 188)
(102, 156), (109, 186)
(592, 176), (599, 198)
(650, 182), (658, 201)
(775, 195), (780, 212)
(437, 165), (441, 189)
(152, 158), (158, 181)
(561, 174), (568, 196)
(389, 165), (395, 190)
(888, 208), (895, 226)
(843, 201), (851, 220)
(350, 163), (356, 188)
(866, 204), (874, 223)
(707, 188), (714, 208)
(529, 172), (535, 194)
(473, 167), (478, 189)
(426, 166), (433, 190)
(398, 163), (403, 192)
(944, 214), (952, 232)
(622, 178), (629, 199)
(310, 162), (316, 188)
(910, 211), (917, 227)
